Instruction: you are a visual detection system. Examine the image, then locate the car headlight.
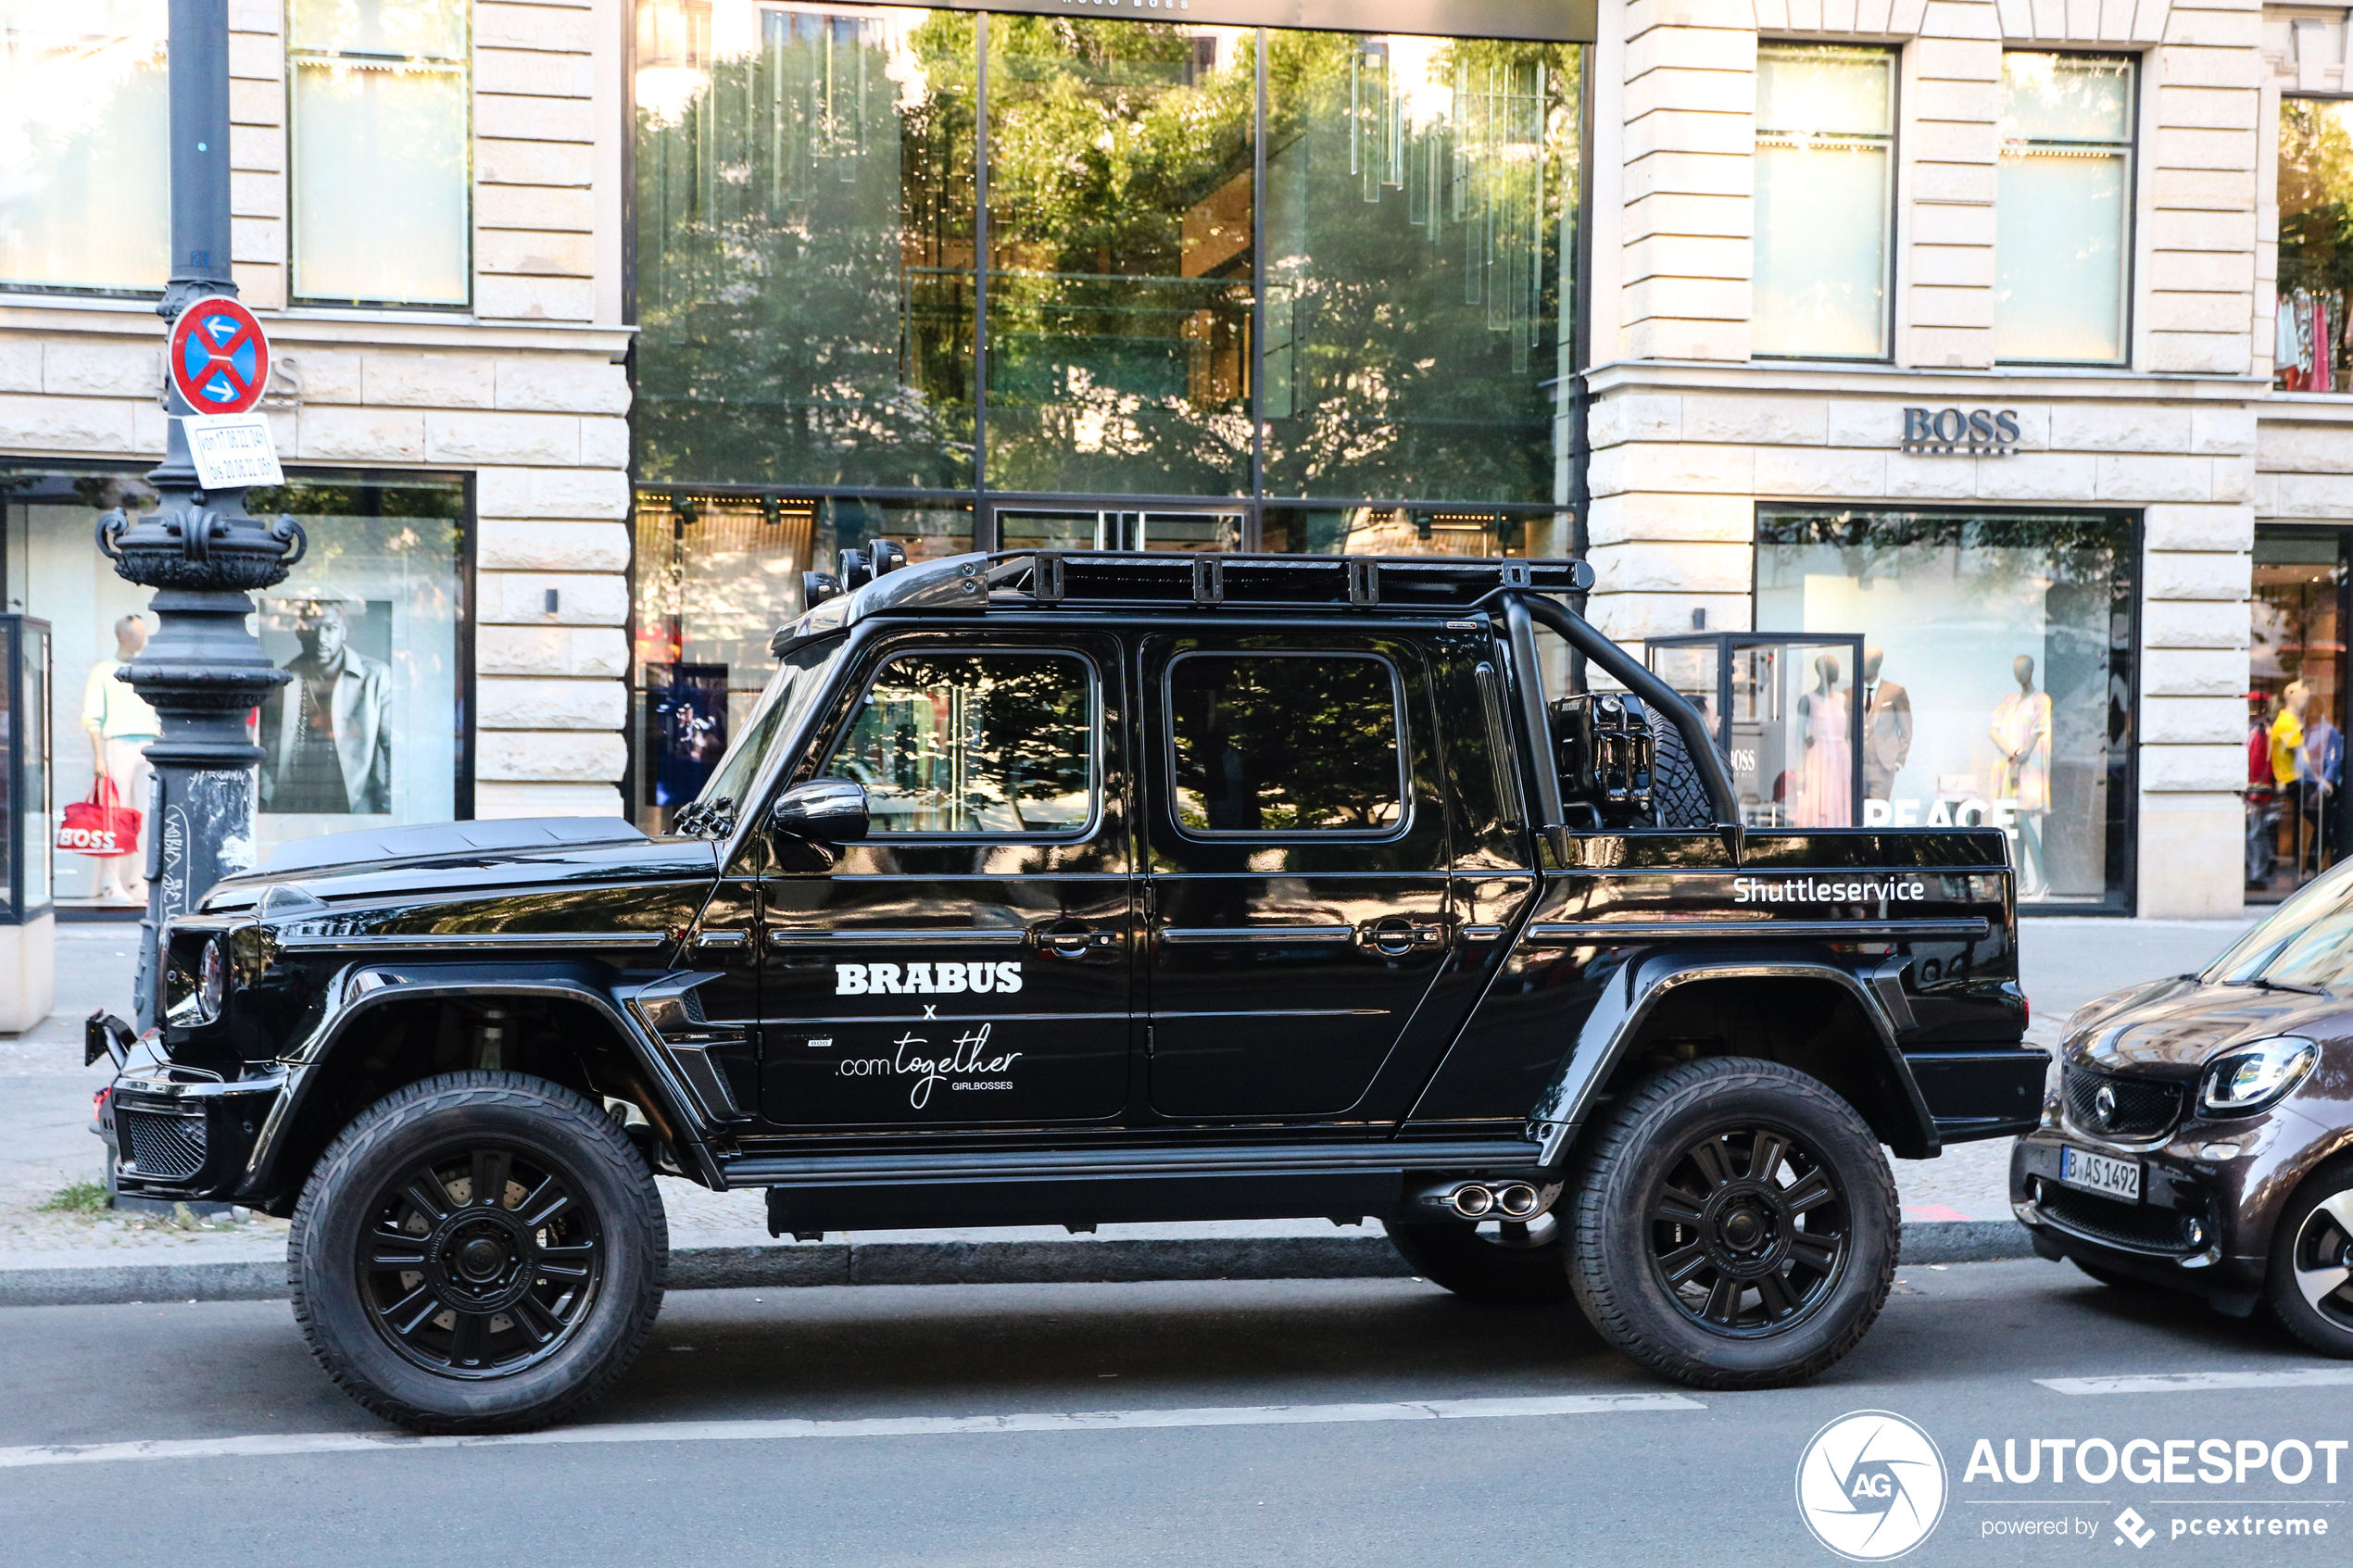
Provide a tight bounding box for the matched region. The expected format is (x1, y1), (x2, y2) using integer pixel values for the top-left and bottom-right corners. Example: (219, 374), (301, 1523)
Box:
(164, 933), (229, 1028)
(2198, 1036), (2318, 1116)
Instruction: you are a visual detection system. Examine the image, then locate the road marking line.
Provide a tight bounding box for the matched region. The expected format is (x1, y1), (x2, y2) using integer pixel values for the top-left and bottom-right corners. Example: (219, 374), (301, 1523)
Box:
(0, 1392), (1703, 1469)
(2038, 1368), (2353, 1396)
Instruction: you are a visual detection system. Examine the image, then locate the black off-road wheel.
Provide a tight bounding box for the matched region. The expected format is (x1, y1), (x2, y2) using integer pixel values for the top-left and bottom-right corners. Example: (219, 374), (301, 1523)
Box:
(2266, 1159), (2353, 1358)
(1567, 1057), (1897, 1390)
(1385, 1212), (1576, 1303)
(290, 1072), (668, 1434)
(1644, 705), (1715, 829)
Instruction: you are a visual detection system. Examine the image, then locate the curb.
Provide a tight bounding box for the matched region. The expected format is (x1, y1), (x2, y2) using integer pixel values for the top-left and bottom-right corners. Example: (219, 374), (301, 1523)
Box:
(0, 1221), (2033, 1308)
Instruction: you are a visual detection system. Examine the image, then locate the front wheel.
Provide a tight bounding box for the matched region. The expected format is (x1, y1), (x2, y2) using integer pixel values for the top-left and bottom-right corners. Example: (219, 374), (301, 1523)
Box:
(290, 1071), (668, 1434)
(2266, 1160), (2353, 1358)
(1567, 1057), (1897, 1390)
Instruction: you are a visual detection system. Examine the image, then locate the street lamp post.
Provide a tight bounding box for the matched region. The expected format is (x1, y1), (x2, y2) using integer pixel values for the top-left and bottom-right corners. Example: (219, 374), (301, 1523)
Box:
(95, 0), (304, 1028)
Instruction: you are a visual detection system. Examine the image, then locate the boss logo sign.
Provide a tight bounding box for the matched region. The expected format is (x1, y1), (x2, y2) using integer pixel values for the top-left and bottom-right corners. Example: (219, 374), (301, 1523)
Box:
(836, 961), (1025, 996)
(1901, 407), (2020, 457)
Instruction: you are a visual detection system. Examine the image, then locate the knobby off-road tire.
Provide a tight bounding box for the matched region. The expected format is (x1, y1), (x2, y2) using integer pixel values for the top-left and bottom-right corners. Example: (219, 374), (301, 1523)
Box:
(290, 1071), (668, 1434)
(1384, 1214), (1576, 1304)
(1644, 705), (1716, 830)
(1567, 1057), (1898, 1390)
(2265, 1157), (2353, 1359)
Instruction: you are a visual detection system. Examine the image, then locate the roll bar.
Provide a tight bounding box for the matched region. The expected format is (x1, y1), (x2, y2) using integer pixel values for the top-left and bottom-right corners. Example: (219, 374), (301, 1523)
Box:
(1498, 590), (1746, 866)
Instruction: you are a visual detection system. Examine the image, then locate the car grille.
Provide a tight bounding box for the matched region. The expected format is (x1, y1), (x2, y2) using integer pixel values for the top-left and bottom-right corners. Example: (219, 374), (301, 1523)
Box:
(2037, 1183), (2197, 1255)
(2063, 1068), (2183, 1139)
(120, 1108), (208, 1180)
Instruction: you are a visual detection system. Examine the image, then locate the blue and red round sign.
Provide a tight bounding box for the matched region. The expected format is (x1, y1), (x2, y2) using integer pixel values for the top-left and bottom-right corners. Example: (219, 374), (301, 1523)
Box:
(167, 296), (271, 415)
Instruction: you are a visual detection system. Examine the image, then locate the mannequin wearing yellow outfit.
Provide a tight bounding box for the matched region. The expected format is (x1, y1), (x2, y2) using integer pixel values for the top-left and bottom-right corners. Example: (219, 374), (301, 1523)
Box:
(82, 615), (159, 903)
(1990, 655), (2052, 899)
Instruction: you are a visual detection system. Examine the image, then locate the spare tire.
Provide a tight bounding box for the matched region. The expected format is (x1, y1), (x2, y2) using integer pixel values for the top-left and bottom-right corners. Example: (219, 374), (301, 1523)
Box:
(1644, 702), (1717, 829)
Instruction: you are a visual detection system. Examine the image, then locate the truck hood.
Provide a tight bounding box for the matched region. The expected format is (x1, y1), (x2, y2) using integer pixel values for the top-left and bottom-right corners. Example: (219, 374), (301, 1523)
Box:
(200, 817), (720, 910)
(2067, 975), (2353, 1081)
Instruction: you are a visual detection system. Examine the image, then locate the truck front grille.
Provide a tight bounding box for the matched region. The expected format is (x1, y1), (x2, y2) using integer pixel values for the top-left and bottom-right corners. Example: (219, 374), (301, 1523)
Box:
(2038, 1183), (2197, 1255)
(120, 1108), (208, 1180)
(2063, 1068), (2183, 1139)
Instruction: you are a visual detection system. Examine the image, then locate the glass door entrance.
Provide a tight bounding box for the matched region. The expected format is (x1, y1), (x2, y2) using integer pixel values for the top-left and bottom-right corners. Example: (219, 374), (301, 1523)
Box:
(2250, 528), (2349, 901)
(995, 508), (1242, 554)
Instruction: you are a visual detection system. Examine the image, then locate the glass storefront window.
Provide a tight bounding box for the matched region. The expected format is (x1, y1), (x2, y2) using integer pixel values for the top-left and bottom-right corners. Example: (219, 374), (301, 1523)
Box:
(1994, 53), (2134, 366)
(0, 2), (169, 295)
(630, 490), (973, 828)
(635, 4), (979, 488)
(1645, 633), (1867, 829)
(2277, 98), (2353, 393)
(631, 5), (1584, 514)
(2248, 529), (2348, 900)
(1751, 44), (1894, 360)
(1261, 34), (1579, 503)
(1261, 505), (1559, 557)
(1, 466), (470, 906)
(1756, 508), (2137, 909)
(984, 19), (1256, 496)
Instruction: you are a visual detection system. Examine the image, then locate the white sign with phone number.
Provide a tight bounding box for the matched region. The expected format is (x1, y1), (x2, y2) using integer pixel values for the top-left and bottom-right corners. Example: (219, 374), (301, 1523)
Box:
(182, 413), (284, 491)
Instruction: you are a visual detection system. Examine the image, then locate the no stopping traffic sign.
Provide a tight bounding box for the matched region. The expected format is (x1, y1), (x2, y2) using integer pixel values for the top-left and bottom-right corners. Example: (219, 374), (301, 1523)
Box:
(168, 296), (271, 415)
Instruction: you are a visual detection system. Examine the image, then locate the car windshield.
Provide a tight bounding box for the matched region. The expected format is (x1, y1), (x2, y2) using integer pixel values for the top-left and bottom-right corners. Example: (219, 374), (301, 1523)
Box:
(679, 635), (844, 834)
(2204, 859), (2353, 991)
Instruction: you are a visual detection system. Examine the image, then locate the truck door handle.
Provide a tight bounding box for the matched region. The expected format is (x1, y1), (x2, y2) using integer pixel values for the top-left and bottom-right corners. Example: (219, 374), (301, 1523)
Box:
(1034, 927), (1118, 956)
(1360, 919), (1447, 957)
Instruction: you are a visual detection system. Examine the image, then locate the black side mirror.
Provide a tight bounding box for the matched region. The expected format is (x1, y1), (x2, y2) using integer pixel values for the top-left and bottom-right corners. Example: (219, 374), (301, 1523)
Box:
(769, 779), (869, 847)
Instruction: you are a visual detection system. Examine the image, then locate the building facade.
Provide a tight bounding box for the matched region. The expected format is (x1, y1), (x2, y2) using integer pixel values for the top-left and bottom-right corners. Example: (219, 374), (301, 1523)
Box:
(9, 0), (2353, 921)
(0, 0), (633, 911)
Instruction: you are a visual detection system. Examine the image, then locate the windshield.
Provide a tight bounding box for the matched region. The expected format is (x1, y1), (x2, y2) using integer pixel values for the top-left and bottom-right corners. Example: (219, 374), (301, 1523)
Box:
(679, 635), (845, 834)
(2204, 858), (2353, 991)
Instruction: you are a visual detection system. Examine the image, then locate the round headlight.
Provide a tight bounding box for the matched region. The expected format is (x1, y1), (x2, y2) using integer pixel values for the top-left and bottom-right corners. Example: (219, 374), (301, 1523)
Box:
(197, 935), (227, 1023)
(2198, 1036), (2318, 1116)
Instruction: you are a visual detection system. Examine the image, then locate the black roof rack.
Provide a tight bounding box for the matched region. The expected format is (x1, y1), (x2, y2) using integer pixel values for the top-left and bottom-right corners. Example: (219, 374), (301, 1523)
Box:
(994, 551), (1590, 610)
(773, 549), (1592, 656)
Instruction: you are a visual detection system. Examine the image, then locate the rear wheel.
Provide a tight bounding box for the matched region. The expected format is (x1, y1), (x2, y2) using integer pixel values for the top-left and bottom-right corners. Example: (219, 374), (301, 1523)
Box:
(291, 1071), (667, 1434)
(1384, 1214), (1575, 1303)
(1568, 1057), (1897, 1389)
(2266, 1160), (2353, 1358)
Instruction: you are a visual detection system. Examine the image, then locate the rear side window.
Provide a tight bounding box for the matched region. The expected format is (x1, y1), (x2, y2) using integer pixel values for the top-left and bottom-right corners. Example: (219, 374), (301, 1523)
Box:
(825, 651), (1095, 835)
(1166, 653), (1404, 834)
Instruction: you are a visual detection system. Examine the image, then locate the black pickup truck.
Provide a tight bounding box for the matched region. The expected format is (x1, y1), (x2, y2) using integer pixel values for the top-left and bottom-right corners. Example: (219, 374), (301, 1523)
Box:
(90, 549), (2038, 1433)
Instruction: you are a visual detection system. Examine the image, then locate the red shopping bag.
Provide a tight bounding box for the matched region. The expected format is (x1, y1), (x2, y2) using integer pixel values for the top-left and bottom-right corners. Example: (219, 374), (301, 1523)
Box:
(57, 778), (142, 858)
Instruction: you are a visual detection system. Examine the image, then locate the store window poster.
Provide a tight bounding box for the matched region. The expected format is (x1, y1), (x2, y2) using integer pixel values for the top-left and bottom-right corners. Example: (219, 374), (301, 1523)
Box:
(257, 597), (395, 816)
(647, 663), (729, 809)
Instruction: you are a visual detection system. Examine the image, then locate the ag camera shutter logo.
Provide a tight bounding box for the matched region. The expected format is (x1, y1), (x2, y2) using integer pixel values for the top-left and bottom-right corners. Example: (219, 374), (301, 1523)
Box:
(1795, 1410), (1948, 1560)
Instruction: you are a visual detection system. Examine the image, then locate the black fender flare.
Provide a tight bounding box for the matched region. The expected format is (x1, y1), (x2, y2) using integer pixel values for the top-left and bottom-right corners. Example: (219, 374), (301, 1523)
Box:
(1527, 946), (1940, 1167)
(242, 960), (724, 1200)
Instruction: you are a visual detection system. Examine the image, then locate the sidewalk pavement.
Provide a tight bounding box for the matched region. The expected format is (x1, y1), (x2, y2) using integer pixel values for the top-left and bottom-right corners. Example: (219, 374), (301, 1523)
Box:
(0, 914), (2259, 1306)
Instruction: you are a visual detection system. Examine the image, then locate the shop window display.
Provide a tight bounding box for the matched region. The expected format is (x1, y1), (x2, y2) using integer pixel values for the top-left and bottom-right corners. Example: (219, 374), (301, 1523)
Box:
(1756, 508), (2135, 909)
(630, 490), (972, 830)
(1, 466), (470, 907)
(2247, 529), (2348, 900)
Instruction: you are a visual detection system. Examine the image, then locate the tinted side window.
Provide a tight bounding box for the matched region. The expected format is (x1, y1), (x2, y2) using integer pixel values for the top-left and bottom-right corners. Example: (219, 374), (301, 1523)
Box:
(825, 651), (1094, 834)
(1167, 654), (1404, 834)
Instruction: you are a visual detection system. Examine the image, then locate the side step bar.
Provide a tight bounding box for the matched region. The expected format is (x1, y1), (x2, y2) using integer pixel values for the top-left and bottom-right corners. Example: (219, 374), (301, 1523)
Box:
(725, 1139), (1546, 1236)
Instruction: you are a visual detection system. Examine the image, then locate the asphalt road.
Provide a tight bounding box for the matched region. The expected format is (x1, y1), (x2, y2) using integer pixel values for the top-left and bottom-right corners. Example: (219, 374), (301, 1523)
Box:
(2, 1260), (2348, 1567)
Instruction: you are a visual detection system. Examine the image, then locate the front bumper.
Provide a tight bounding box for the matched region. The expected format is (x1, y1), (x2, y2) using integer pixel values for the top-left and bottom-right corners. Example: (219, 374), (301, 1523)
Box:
(2010, 1126), (2271, 1311)
(101, 1068), (288, 1202)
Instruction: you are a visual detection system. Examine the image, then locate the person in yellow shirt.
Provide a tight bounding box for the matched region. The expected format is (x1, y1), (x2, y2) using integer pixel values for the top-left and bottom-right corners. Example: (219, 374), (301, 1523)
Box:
(82, 615), (160, 904)
(2271, 682), (2333, 881)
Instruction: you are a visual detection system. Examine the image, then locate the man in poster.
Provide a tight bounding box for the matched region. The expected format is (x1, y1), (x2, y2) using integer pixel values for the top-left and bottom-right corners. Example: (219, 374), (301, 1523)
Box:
(259, 599), (393, 814)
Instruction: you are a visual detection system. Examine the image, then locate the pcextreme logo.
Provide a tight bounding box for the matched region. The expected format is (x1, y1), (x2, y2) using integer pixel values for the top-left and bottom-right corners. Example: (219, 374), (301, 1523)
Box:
(1795, 1410), (1950, 1561)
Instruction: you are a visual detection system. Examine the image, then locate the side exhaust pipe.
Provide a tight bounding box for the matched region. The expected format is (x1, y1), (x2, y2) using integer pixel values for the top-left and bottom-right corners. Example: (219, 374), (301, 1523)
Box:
(1414, 1179), (1560, 1223)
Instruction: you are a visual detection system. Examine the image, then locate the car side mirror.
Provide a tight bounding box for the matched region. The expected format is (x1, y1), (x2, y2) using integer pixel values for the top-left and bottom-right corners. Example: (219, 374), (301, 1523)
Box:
(769, 779), (869, 847)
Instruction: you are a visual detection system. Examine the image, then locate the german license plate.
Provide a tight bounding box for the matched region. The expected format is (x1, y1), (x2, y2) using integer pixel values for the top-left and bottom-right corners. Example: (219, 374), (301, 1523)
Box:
(2058, 1145), (2141, 1202)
